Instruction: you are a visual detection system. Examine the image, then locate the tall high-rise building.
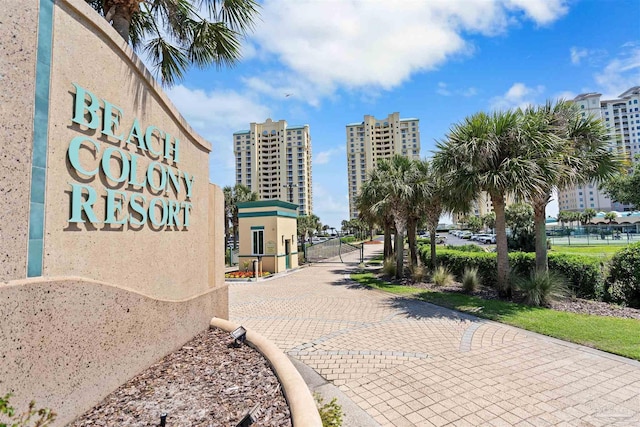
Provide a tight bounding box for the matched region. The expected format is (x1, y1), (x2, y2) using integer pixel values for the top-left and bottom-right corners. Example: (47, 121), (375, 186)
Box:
(233, 118), (313, 215)
(346, 112), (421, 218)
(558, 86), (640, 213)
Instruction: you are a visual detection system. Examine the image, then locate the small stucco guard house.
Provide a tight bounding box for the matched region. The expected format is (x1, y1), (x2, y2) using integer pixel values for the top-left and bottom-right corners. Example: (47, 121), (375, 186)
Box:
(237, 201), (299, 274)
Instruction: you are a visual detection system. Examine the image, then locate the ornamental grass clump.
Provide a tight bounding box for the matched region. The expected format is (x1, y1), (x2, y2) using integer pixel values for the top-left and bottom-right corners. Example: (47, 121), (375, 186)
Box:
(410, 264), (426, 283)
(382, 257), (396, 277)
(461, 267), (481, 293)
(432, 265), (454, 287)
(516, 270), (568, 307)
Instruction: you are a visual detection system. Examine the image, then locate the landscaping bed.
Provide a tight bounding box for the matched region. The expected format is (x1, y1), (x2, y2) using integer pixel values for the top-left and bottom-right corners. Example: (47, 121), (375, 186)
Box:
(70, 328), (291, 427)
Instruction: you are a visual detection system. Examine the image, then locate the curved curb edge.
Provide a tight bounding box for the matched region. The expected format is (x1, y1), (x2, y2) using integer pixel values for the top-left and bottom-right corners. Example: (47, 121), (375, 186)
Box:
(210, 317), (323, 427)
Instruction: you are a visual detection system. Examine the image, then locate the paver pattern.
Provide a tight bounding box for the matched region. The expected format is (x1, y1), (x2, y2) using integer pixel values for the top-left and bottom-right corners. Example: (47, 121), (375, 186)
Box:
(229, 247), (640, 426)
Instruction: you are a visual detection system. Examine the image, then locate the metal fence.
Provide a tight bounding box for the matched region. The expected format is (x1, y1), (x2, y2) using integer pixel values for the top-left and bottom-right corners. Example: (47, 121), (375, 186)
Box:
(304, 238), (363, 263)
(546, 224), (640, 246)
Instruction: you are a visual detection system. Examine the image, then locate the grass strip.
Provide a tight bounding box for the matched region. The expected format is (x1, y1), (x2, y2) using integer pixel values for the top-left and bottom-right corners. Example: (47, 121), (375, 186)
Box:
(350, 272), (640, 361)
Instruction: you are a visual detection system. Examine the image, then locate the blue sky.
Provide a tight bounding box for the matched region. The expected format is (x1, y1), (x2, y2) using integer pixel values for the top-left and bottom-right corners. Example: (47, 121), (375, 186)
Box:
(164, 0), (640, 229)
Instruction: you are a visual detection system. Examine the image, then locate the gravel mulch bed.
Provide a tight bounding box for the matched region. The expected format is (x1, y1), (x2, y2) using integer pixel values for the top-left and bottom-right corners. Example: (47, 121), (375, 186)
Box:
(71, 328), (292, 427)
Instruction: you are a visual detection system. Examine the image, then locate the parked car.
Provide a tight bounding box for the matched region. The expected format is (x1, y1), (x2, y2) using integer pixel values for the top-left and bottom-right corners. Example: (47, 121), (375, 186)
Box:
(459, 231), (473, 239)
(478, 234), (496, 244)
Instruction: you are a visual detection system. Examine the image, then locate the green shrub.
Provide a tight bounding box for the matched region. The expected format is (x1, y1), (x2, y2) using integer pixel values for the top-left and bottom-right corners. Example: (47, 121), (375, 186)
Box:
(416, 237), (431, 245)
(606, 242), (640, 307)
(314, 393), (343, 427)
(418, 247), (606, 299)
(461, 267), (481, 293)
(548, 253), (605, 300)
(340, 236), (356, 243)
(515, 270), (568, 306)
(0, 393), (56, 427)
(445, 244), (484, 252)
(432, 265), (454, 286)
(382, 257), (396, 277)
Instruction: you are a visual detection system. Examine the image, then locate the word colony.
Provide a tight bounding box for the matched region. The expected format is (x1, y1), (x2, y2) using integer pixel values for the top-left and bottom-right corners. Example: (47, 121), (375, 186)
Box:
(67, 83), (194, 228)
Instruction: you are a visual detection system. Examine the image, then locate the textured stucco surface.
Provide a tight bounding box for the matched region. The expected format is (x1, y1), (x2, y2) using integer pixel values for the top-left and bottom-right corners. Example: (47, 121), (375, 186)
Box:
(0, 0), (227, 424)
(0, 277), (228, 426)
(43, 0), (214, 301)
(0, 0), (39, 280)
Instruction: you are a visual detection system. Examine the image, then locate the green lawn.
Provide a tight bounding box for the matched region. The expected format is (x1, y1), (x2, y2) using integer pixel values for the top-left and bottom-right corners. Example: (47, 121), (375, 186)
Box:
(350, 272), (640, 361)
(550, 244), (625, 259)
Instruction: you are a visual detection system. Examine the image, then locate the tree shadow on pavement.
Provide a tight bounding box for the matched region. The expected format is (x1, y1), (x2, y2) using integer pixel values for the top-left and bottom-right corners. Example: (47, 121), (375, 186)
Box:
(385, 295), (481, 322)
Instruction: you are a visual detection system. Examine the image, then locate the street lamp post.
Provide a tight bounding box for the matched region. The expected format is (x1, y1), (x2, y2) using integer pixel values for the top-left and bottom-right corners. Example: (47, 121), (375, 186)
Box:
(283, 183), (298, 204)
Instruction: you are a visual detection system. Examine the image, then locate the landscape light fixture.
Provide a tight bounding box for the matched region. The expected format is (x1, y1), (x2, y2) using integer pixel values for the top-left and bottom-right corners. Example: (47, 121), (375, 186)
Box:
(230, 326), (247, 347)
(159, 413), (167, 427)
(235, 404), (261, 427)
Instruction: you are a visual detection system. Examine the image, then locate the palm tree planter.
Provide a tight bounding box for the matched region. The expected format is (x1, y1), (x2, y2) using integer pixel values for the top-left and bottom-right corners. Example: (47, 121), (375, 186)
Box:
(523, 101), (619, 272)
(434, 111), (550, 296)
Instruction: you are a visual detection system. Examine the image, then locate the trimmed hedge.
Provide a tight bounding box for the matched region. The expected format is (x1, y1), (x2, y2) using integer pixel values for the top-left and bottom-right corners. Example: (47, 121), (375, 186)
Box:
(419, 246), (605, 299)
(607, 242), (640, 307)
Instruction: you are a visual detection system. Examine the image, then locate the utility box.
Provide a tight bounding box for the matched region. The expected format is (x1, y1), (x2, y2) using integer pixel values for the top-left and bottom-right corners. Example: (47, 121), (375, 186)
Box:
(237, 201), (299, 274)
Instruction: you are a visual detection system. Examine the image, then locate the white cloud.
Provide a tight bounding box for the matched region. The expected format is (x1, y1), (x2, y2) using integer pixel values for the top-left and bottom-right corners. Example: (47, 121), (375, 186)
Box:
(315, 147), (345, 165)
(166, 85), (270, 186)
(248, 0), (567, 105)
(436, 82), (452, 96)
(570, 47), (588, 65)
(489, 82), (545, 110)
(505, 0), (569, 25)
(437, 82), (477, 97)
(594, 45), (640, 99)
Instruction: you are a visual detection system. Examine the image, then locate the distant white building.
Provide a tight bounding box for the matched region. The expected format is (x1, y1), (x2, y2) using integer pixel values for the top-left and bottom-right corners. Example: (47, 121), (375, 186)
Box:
(233, 119), (313, 215)
(558, 86), (640, 212)
(346, 112), (420, 218)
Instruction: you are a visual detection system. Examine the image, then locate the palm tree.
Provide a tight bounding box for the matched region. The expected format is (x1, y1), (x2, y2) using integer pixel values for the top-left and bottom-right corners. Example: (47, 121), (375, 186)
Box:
(363, 156), (415, 278)
(605, 211), (618, 224)
(581, 208), (597, 225)
(581, 207), (597, 243)
(434, 111), (548, 295)
(228, 184), (258, 250)
(412, 159), (459, 269)
(358, 168), (395, 260)
(297, 215), (316, 246)
(86, 0), (260, 86)
(522, 100), (620, 272)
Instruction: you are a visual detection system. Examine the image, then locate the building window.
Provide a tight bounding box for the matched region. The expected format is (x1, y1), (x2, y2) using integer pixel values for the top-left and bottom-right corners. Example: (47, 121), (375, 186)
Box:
(252, 229), (264, 255)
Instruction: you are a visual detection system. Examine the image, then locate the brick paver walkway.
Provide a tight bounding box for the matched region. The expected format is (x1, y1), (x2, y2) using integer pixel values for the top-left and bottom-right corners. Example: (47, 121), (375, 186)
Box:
(229, 246), (640, 426)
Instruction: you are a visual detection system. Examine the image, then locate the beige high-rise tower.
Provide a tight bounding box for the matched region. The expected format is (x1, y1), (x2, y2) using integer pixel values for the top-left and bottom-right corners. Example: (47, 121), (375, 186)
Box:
(233, 118), (313, 215)
(346, 112), (420, 218)
(558, 87), (640, 213)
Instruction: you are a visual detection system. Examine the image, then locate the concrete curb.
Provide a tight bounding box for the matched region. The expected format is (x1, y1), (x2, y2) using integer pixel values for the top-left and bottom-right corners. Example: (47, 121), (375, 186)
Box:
(210, 317), (322, 427)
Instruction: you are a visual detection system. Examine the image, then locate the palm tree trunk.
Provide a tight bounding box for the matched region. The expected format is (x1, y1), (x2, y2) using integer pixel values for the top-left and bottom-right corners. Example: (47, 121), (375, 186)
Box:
(383, 220), (392, 260)
(430, 229), (437, 269)
(395, 230), (404, 279)
(407, 218), (418, 268)
(104, 1), (133, 42)
(533, 195), (548, 273)
(232, 218), (239, 251)
(393, 215), (406, 279)
(491, 194), (510, 297)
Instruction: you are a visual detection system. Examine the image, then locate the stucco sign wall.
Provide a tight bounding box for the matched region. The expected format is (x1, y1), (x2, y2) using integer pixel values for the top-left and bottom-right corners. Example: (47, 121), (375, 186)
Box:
(0, 0), (227, 424)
